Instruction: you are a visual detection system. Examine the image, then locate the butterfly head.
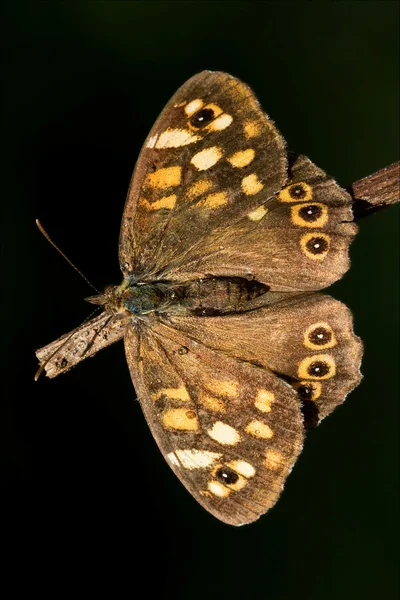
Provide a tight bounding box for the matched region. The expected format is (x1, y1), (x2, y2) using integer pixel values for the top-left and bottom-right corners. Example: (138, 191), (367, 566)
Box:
(85, 281), (179, 317)
(85, 282), (129, 314)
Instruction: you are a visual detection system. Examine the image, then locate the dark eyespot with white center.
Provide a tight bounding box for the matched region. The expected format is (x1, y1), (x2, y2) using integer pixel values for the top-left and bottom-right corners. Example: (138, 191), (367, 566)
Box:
(289, 183), (308, 199)
(310, 327), (331, 345)
(299, 205), (323, 222)
(215, 467), (239, 485)
(189, 108), (215, 129)
(307, 360), (331, 378)
(306, 237), (329, 254)
(300, 232), (331, 260)
(298, 354), (336, 380)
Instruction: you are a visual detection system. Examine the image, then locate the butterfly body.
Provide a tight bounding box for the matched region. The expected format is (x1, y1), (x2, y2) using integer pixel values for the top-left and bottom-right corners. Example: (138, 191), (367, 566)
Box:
(37, 71), (367, 526)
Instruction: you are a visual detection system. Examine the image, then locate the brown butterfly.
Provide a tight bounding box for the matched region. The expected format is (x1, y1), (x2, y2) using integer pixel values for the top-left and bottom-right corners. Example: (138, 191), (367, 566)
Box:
(36, 71), (364, 526)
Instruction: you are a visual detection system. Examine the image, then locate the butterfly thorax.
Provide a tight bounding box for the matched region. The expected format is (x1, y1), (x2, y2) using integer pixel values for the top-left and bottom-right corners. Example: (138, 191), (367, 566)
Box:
(95, 277), (270, 317)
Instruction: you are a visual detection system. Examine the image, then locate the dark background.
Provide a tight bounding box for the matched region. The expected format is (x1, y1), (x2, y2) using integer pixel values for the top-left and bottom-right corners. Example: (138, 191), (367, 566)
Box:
(2, 2), (399, 598)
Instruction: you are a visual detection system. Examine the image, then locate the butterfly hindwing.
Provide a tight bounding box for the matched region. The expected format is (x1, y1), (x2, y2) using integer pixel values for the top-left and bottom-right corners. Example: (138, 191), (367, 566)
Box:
(125, 318), (304, 526)
(119, 71), (287, 281)
(161, 293), (363, 425)
(161, 154), (358, 291)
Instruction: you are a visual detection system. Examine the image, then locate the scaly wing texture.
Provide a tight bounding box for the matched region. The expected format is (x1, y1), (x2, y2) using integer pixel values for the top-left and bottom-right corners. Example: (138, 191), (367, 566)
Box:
(163, 154), (358, 291)
(125, 318), (304, 526)
(119, 72), (356, 291)
(161, 294), (363, 424)
(119, 71), (287, 281)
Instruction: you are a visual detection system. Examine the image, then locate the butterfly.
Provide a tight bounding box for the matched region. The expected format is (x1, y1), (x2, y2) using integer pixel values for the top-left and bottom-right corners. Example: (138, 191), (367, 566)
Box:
(36, 71), (364, 526)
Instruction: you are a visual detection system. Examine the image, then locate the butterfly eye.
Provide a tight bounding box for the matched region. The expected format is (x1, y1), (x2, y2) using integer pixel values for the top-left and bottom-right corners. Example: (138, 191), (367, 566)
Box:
(215, 466), (239, 485)
(189, 108), (216, 129)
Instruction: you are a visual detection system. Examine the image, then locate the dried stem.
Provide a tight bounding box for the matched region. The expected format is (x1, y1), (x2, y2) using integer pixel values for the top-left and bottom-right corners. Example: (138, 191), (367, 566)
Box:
(348, 161), (399, 220)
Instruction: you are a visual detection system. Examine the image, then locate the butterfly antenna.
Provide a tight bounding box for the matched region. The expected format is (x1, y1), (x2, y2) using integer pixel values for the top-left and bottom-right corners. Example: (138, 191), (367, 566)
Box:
(34, 306), (102, 381)
(36, 219), (100, 294)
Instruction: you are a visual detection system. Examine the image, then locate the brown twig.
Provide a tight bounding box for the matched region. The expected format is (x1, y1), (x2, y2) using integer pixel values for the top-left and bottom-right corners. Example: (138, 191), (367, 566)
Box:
(348, 161), (399, 220)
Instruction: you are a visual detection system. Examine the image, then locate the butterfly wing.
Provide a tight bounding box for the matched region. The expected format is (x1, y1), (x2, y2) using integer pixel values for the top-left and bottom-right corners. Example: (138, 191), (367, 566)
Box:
(125, 318), (304, 526)
(161, 294), (363, 425)
(119, 70), (287, 281)
(119, 71), (356, 291)
(161, 154), (358, 291)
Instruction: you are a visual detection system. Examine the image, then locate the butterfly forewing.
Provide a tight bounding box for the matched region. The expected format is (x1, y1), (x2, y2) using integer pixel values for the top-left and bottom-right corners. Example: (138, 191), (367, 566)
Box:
(161, 294), (363, 424)
(125, 319), (304, 526)
(119, 71), (287, 281)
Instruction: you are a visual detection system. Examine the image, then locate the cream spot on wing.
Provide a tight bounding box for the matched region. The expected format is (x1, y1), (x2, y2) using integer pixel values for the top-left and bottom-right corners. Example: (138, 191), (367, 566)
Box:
(207, 421), (241, 446)
(198, 393), (226, 412)
(207, 379), (238, 397)
(297, 354), (336, 380)
(244, 121), (261, 138)
(166, 452), (180, 466)
(186, 179), (213, 199)
(162, 408), (199, 431)
(265, 449), (283, 470)
(184, 98), (204, 116)
(226, 475), (248, 491)
(245, 420), (274, 439)
(155, 128), (201, 148)
(140, 195), (176, 211)
(254, 389), (275, 413)
(227, 460), (256, 478)
(175, 449), (223, 470)
(204, 103), (223, 118)
(191, 147), (223, 171)
(248, 205), (268, 221)
(195, 191), (228, 209)
(146, 134), (158, 148)
(147, 166), (181, 189)
(208, 480), (231, 498)
(207, 113), (233, 131)
(152, 386), (190, 402)
(227, 148), (255, 168)
(241, 173), (264, 195)
(200, 489), (212, 498)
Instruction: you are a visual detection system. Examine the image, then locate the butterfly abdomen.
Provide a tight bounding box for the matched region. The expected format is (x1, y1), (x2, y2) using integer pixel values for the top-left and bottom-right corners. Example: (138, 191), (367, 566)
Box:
(182, 277), (270, 315)
(120, 278), (269, 317)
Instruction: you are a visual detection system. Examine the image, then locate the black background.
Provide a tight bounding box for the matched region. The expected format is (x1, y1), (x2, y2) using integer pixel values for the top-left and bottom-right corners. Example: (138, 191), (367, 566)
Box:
(2, 2), (399, 598)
